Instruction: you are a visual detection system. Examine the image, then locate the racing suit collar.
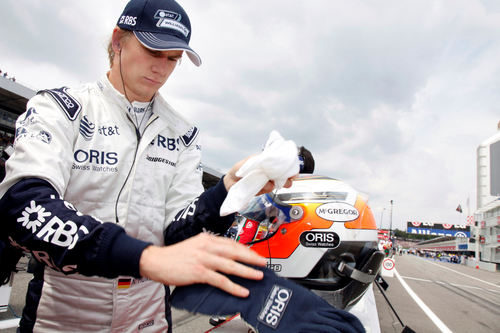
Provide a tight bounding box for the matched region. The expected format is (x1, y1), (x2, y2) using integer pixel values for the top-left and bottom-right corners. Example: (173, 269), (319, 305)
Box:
(98, 74), (193, 135)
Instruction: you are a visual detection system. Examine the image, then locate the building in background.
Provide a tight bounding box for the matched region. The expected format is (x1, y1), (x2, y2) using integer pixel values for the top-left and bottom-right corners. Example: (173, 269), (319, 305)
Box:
(474, 122), (500, 271)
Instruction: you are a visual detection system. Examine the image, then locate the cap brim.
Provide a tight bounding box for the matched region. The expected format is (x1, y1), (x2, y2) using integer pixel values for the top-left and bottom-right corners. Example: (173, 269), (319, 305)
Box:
(134, 31), (201, 66)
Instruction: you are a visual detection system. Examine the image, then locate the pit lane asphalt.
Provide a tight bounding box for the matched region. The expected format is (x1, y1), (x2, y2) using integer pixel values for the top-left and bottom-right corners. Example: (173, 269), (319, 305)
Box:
(2, 254), (499, 332)
(374, 254), (499, 333)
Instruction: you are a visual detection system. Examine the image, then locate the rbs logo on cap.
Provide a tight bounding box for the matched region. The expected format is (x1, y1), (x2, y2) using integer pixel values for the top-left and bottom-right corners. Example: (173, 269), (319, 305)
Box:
(257, 285), (292, 329)
(119, 15), (137, 26)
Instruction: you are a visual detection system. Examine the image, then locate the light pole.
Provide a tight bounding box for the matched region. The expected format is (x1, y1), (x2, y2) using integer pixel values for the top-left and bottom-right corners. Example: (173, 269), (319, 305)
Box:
(380, 208), (386, 229)
(389, 200), (393, 239)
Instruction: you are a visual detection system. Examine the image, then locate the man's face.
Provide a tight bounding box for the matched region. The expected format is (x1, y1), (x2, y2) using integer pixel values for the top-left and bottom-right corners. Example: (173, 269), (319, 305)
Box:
(118, 35), (183, 102)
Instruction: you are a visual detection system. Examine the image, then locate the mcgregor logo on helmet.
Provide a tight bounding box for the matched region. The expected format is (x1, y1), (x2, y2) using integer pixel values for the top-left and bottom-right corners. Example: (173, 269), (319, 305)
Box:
(316, 202), (359, 222)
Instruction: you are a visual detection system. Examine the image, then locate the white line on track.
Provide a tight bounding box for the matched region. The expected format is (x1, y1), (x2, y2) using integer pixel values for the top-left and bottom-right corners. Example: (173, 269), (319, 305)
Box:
(448, 282), (500, 294)
(418, 257), (500, 289)
(401, 275), (497, 292)
(446, 282), (478, 289)
(400, 276), (432, 283)
(395, 269), (453, 333)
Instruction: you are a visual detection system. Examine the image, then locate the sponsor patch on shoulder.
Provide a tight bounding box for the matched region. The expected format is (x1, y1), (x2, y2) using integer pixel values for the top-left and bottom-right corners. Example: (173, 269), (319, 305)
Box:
(180, 126), (199, 147)
(38, 87), (82, 121)
(257, 284), (292, 329)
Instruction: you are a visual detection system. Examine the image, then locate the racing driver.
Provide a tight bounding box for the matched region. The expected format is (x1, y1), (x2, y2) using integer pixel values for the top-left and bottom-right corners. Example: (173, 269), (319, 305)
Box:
(0, 0), (295, 331)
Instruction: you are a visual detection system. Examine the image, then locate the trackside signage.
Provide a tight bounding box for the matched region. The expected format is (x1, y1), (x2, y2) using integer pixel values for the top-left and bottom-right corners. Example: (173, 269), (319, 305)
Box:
(406, 221), (471, 237)
(316, 202), (359, 222)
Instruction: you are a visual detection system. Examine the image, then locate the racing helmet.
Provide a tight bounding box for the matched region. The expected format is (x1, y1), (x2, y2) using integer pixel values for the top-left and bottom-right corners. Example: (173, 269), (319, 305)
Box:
(234, 175), (384, 309)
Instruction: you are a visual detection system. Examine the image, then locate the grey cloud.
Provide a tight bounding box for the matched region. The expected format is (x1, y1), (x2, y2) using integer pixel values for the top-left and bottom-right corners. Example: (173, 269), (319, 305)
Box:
(2, 0), (499, 227)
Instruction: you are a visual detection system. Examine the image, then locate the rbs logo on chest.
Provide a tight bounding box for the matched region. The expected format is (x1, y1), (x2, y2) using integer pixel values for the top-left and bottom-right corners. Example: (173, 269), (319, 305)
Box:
(258, 285), (292, 329)
(150, 134), (179, 151)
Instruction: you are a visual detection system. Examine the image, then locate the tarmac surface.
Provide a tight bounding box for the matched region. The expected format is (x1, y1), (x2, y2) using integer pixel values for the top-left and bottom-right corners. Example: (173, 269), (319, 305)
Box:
(1, 254), (499, 332)
(374, 254), (499, 333)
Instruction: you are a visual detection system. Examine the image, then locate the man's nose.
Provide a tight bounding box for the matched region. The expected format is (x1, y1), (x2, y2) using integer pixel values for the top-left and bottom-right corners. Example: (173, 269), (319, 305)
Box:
(151, 57), (170, 75)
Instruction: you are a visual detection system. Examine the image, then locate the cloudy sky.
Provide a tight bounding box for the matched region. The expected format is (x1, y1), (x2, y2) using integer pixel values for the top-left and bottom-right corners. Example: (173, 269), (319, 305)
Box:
(1, 0), (499, 231)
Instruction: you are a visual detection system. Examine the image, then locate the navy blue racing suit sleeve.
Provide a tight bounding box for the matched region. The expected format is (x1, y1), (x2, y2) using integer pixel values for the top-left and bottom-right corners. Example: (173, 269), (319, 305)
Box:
(164, 177), (235, 245)
(0, 178), (150, 278)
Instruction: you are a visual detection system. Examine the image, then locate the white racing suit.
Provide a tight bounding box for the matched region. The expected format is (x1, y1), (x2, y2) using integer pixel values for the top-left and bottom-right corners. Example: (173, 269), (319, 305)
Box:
(0, 75), (234, 332)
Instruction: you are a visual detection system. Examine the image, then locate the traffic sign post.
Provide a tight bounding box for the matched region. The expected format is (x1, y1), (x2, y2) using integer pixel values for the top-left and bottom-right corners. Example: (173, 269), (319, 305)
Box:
(381, 258), (395, 277)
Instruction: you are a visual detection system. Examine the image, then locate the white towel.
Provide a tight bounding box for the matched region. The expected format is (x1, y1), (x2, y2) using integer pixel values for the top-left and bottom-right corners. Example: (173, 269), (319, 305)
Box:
(220, 130), (299, 216)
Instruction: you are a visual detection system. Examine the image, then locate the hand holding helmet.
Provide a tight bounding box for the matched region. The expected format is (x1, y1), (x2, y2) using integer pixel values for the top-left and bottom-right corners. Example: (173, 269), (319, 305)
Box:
(220, 131), (300, 216)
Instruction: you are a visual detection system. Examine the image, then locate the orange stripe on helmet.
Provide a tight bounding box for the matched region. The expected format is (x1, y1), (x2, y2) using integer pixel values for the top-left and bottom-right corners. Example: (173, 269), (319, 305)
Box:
(344, 195), (377, 229)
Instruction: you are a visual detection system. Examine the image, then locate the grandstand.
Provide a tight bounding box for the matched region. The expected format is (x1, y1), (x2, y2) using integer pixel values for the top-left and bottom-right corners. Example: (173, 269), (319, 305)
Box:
(412, 235), (474, 253)
(0, 75), (33, 152)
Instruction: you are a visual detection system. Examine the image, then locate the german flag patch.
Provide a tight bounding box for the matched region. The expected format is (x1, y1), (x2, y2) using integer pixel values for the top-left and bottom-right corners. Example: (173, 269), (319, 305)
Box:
(117, 278), (132, 289)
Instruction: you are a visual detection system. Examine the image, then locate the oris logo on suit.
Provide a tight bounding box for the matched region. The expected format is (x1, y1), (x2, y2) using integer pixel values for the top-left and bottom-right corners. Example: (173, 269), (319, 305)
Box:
(74, 149), (118, 165)
(72, 149), (119, 173)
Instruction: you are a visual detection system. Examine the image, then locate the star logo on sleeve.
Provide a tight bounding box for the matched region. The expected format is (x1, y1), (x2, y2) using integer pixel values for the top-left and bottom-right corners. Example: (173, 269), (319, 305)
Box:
(17, 200), (52, 233)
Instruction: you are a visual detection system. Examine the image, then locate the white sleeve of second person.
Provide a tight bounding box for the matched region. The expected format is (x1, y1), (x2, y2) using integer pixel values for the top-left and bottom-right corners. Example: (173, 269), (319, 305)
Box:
(219, 130), (299, 216)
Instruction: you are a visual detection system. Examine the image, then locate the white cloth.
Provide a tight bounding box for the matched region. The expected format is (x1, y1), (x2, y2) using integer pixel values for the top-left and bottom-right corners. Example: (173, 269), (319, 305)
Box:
(220, 130), (299, 216)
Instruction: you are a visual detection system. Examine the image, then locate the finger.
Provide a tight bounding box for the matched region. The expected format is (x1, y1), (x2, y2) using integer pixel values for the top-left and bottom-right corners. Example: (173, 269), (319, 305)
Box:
(256, 180), (275, 195)
(210, 236), (267, 266)
(202, 269), (250, 298)
(199, 238), (265, 280)
(283, 177), (294, 188)
(209, 257), (264, 281)
(198, 237), (266, 282)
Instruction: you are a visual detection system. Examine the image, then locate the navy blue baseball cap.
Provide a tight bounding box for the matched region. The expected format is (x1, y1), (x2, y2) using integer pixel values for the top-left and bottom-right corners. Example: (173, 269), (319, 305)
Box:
(117, 0), (201, 66)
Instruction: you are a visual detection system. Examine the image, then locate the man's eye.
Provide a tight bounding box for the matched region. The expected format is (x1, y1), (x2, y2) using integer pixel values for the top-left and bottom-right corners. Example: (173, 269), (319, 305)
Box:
(146, 48), (161, 57)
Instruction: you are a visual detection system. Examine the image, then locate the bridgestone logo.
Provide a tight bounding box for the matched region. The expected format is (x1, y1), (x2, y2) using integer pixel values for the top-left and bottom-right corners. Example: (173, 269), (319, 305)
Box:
(257, 285), (292, 329)
(146, 155), (176, 167)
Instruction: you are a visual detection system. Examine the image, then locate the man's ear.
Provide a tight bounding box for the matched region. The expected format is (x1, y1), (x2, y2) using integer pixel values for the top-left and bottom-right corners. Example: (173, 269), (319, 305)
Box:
(111, 27), (123, 53)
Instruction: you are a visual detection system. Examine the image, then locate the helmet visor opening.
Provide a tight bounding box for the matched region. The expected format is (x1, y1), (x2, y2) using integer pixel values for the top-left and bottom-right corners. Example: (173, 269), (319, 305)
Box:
(236, 193), (299, 243)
